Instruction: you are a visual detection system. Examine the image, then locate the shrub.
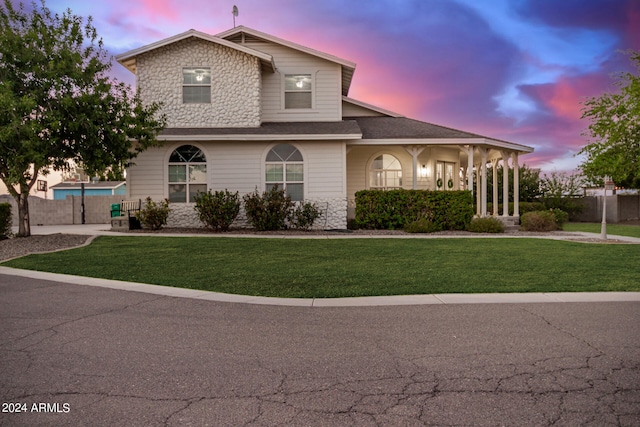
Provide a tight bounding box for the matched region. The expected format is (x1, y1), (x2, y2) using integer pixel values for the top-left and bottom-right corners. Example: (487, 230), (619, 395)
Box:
(549, 208), (569, 228)
(0, 203), (12, 240)
(289, 202), (322, 231)
(355, 190), (473, 231)
(404, 218), (440, 233)
(194, 190), (240, 231)
(467, 216), (505, 233)
(136, 197), (170, 230)
(520, 211), (557, 232)
(243, 186), (293, 231)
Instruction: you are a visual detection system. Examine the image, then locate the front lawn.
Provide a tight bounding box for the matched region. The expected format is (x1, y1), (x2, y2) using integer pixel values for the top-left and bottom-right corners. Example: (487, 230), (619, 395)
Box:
(3, 236), (639, 298)
(563, 222), (640, 238)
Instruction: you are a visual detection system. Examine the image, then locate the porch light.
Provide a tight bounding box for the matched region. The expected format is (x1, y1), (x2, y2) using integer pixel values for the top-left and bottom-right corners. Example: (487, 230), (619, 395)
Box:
(420, 164), (430, 178)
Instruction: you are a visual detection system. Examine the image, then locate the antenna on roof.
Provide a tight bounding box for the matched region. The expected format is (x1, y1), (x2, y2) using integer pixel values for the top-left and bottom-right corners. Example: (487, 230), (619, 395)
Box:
(232, 5), (239, 28)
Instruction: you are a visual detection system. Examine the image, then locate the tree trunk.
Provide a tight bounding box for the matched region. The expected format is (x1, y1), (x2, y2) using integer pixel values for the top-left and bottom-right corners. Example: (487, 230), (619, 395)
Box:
(16, 189), (31, 237)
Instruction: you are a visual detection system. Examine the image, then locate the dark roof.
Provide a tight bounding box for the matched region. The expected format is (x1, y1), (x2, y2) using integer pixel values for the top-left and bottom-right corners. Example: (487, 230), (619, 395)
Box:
(347, 117), (485, 140)
(160, 121), (362, 137)
(51, 181), (125, 189)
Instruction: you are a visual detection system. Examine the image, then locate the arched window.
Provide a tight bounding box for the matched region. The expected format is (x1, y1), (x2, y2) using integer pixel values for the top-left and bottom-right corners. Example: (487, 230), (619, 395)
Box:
(370, 154), (402, 190)
(168, 145), (207, 202)
(266, 144), (304, 201)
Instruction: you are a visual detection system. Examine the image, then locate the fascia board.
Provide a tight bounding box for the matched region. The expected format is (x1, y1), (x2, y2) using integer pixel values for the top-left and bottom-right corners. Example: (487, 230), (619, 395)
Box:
(348, 138), (534, 153)
(158, 133), (363, 142)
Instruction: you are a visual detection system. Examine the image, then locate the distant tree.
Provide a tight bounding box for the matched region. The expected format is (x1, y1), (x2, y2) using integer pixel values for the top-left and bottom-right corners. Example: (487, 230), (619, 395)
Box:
(579, 50), (640, 188)
(0, 0), (166, 236)
(539, 171), (586, 219)
(486, 163), (542, 203)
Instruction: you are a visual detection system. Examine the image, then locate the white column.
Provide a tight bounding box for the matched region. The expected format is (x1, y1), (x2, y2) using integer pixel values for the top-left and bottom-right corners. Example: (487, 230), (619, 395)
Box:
(475, 165), (481, 216)
(501, 152), (510, 217)
(512, 153), (520, 218)
(466, 145), (474, 196)
(404, 146), (425, 190)
(480, 148), (487, 216)
(491, 158), (498, 216)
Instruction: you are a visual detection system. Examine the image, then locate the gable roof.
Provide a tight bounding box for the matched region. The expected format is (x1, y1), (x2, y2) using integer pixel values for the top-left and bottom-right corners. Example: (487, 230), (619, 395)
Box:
(347, 117), (534, 153)
(116, 29), (276, 73)
(342, 97), (404, 118)
(217, 26), (356, 96)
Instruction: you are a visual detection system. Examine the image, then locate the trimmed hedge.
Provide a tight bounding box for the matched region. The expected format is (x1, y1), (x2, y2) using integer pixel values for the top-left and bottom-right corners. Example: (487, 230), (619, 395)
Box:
(355, 190), (473, 230)
(0, 203), (12, 240)
(521, 211), (557, 232)
(468, 216), (505, 233)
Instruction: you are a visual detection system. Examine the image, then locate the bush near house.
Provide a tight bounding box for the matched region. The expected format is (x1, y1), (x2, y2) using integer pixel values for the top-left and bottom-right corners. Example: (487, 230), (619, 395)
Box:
(403, 218), (439, 233)
(136, 197), (170, 230)
(289, 202), (322, 231)
(355, 190), (474, 230)
(0, 203), (12, 240)
(243, 186), (322, 231)
(194, 190), (241, 231)
(520, 211), (558, 231)
(243, 186), (293, 231)
(467, 216), (505, 233)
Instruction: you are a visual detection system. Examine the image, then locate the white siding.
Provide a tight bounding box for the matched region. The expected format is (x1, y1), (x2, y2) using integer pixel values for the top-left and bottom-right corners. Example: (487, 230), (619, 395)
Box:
(240, 41), (343, 122)
(304, 142), (346, 198)
(127, 140), (346, 201)
(342, 102), (385, 117)
(127, 147), (165, 199)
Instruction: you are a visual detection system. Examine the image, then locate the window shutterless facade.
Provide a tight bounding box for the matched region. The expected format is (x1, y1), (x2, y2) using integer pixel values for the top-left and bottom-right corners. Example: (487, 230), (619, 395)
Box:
(168, 145), (207, 202)
(266, 144), (304, 201)
(183, 68), (211, 103)
(284, 74), (312, 109)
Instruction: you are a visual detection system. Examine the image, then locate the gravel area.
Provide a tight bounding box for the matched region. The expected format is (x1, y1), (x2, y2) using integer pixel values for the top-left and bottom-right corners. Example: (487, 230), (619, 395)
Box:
(0, 234), (92, 262)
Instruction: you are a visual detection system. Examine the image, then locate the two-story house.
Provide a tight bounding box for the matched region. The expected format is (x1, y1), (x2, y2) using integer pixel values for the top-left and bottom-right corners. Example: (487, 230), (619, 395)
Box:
(116, 26), (533, 229)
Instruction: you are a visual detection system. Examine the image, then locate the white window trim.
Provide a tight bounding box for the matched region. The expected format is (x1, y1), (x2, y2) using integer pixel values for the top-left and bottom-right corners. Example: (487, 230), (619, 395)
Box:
(182, 67), (212, 104)
(164, 143), (209, 203)
(263, 143), (307, 201)
(281, 71), (316, 111)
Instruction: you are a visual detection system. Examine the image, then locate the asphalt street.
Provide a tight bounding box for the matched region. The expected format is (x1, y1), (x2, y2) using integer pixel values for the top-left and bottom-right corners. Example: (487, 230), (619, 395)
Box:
(1, 273), (639, 426)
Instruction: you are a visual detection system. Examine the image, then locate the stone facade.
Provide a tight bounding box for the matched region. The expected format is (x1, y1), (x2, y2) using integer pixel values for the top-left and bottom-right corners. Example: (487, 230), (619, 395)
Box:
(164, 197), (347, 230)
(137, 38), (261, 128)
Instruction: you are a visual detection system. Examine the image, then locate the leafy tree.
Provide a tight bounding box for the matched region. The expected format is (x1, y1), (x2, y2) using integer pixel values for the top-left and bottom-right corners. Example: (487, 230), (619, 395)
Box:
(0, 0), (166, 236)
(539, 171), (585, 219)
(580, 50), (640, 188)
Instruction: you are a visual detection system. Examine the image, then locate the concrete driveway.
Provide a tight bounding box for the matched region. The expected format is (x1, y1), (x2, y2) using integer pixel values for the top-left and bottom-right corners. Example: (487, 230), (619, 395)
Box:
(1, 273), (639, 426)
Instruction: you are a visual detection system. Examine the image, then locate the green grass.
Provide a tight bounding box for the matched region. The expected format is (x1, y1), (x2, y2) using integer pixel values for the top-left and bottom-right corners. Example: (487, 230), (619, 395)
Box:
(563, 222), (640, 238)
(3, 236), (639, 298)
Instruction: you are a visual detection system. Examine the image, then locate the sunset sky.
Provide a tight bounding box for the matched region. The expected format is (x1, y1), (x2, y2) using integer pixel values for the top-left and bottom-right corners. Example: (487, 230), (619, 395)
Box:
(40, 0), (640, 174)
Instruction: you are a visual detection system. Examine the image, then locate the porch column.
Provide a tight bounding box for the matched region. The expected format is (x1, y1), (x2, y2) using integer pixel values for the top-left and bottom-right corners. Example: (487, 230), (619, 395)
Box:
(501, 151), (510, 217)
(405, 146), (425, 190)
(480, 148), (488, 216)
(475, 165), (481, 216)
(491, 158), (498, 216)
(512, 153), (520, 217)
(466, 145), (474, 197)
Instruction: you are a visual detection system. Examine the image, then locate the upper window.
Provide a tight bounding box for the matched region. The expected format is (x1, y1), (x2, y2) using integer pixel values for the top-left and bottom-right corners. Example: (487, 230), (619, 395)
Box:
(183, 68), (211, 103)
(168, 145), (207, 203)
(266, 144), (304, 201)
(370, 154), (402, 190)
(284, 74), (312, 109)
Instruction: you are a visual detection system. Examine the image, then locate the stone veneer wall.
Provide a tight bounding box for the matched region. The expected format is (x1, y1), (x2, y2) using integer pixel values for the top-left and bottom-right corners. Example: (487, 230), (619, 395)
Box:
(136, 38), (261, 127)
(165, 198), (347, 230)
